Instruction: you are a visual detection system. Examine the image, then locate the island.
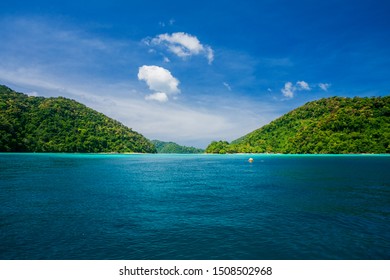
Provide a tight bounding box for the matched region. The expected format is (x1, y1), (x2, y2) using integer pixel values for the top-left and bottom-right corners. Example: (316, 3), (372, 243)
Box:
(0, 85), (156, 153)
(151, 140), (204, 154)
(206, 96), (390, 154)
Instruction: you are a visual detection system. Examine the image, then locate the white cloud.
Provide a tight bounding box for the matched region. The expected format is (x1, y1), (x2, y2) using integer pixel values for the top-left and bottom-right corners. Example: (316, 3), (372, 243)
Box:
(281, 82), (294, 98)
(281, 81), (311, 98)
(296, 80), (311, 90)
(319, 83), (331, 91)
(150, 32), (214, 64)
(145, 92), (168, 102)
(154, 32), (203, 55)
(137, 65), (180, 102)
(205, 46), (214, 64)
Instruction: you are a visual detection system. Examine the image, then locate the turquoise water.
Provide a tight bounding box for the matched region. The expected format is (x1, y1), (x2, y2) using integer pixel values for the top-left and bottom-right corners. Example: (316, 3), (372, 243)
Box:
(0, 153), (389, 259)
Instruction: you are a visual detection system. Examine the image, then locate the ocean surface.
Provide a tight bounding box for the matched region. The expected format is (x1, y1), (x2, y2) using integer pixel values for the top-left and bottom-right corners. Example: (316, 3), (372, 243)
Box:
(0, 153), (389, 260)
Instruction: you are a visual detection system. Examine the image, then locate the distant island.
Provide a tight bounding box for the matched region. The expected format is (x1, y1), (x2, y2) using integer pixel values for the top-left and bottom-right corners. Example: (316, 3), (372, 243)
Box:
(152, 140), (204, 154)
(206, 96), (390, 154)
(0, 85), (156, 153)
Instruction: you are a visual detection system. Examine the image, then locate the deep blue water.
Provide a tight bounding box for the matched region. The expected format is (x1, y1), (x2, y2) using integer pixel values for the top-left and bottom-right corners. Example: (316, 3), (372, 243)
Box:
(0, 153), (389, 260)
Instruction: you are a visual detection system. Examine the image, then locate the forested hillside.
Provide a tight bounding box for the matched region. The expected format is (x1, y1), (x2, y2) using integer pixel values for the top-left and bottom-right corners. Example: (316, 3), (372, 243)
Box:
(151, 140), (204, 153)
(0, 85), (156, 153)
(206, 96), (390, 154)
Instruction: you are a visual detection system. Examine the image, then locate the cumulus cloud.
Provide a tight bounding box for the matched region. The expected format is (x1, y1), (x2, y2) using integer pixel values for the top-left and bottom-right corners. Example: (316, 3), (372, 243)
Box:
(281, 80), (311, 98)
(281, 82), (294, 98)
(138, 65), (180, 102)
(150, 32), (214, 64)
(296, 80), (311, 90)
(319, 83), (331, 91)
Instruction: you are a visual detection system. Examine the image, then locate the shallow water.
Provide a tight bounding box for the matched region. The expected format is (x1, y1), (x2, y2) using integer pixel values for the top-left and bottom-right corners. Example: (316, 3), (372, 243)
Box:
(0, 153), (389, 259)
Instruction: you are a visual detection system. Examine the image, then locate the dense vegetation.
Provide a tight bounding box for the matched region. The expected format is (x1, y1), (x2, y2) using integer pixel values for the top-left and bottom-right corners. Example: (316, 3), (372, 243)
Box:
(206, 96), (390, 154)
(151, 140), (204, 153)
(0, 85), (156, 153)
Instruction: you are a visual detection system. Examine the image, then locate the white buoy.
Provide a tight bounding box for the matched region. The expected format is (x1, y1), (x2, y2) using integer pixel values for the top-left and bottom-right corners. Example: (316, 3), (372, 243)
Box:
(248, 158), (254, 163)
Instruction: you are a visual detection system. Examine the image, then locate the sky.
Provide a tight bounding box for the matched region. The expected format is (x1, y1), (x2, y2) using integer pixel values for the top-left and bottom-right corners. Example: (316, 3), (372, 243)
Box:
(1, 0), (389, 148)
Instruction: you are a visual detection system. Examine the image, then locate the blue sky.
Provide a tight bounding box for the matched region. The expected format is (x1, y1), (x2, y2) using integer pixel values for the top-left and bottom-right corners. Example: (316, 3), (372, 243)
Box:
(1, 0), (389, 147)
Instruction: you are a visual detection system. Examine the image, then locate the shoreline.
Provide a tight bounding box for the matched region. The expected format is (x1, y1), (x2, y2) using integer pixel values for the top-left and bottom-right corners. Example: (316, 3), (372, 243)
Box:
(0, 152), (389, 156)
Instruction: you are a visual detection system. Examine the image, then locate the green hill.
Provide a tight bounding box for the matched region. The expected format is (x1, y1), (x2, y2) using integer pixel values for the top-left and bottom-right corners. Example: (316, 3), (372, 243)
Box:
(206, 96), (390, 154)
(0, 85), (156, 153)
(151, 140), (204, 153)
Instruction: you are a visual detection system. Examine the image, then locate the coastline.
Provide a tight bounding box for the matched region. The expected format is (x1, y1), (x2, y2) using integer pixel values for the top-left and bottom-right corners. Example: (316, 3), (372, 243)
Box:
(0, 152), (389, 157)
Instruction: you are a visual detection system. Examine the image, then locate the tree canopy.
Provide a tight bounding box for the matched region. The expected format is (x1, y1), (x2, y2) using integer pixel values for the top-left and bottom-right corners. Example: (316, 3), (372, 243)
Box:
(151, 140), (204, 153)
(206, 96), (390, 154)
(0, 85), (156, 153)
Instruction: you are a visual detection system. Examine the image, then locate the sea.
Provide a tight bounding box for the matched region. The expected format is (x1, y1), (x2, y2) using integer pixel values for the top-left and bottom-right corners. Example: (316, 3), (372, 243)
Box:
(0, 153), (389, 260)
